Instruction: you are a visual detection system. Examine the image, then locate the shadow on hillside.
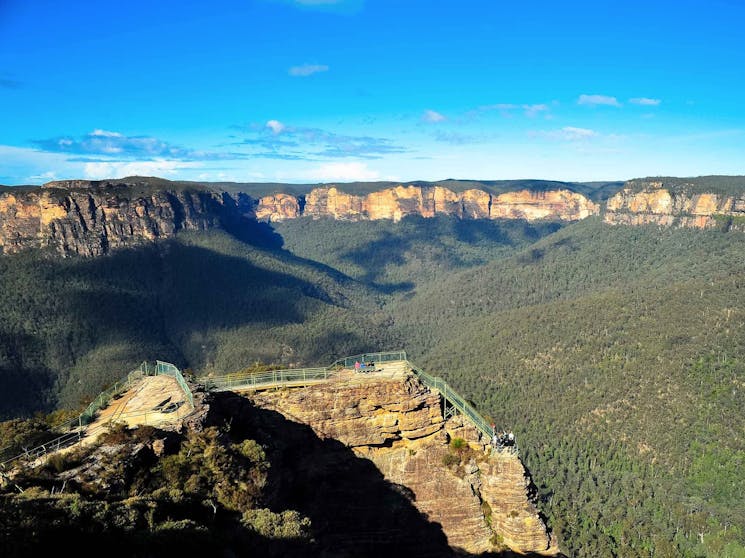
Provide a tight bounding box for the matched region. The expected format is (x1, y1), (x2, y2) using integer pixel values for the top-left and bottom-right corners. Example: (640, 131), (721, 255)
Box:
(0, 332), (56, 419)
(54, 240), (332, 350)
(26, 239), (356, 409)
(207, 391), (559, 558)
(330, 217), (565, 294)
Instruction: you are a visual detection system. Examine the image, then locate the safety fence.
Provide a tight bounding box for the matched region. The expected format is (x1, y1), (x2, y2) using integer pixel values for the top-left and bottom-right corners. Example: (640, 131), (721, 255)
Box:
(410, 366), (493, 440)
(0, 360), (194, 470)
(204, 367), (331, 392)
(154, 360), (194, 408)
(2, 351), (502, 469)
(331, 351), (407, 369)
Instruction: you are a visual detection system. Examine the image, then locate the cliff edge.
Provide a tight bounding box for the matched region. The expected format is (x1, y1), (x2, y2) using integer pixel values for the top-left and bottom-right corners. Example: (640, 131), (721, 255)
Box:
(246, 370), (558, 555)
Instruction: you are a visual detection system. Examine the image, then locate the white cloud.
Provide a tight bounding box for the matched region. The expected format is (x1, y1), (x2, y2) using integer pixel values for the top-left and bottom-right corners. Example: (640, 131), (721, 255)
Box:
(479, 103), (551, 117)
(91, 129), (124, 138)
(288, 64), (329, 77)
(265, 120), (286, 134)
(561, 126), (598, 139)
(28, 171), (58, 182)
(532, 126), (599, 141)
(83, 160), (201, 180)
(630, 97), (661, 106)
(422, 109), (446, 123)
(578, 94), (621, 107)
(523, 103), (550, 117)
(293, 162), (390, 181)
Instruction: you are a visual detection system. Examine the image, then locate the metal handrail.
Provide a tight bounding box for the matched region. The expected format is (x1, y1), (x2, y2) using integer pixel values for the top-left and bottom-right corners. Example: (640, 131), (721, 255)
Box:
(2, 351), (499, 470)
(329, 351), (407, 369)
(205, 367), (332, 392)
(1, 360), (194, 469)
(410, 366), (493, 439)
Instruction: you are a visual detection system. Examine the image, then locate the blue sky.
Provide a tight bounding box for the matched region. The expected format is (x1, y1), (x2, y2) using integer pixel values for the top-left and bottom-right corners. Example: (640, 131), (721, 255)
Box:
(1, 0), (744, 185)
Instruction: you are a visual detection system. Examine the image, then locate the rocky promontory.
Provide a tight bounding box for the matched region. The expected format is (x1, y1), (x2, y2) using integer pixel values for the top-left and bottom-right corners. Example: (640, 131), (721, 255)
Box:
(246, 370), (558, 555)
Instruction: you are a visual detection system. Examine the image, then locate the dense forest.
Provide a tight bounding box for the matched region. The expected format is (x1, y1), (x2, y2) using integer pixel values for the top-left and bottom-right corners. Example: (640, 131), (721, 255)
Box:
(1, 194), (744, 557)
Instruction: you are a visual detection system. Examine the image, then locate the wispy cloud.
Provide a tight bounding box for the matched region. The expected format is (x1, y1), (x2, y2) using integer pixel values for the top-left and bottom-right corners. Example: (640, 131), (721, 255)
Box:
(266, 120), (286, 134)
(531, 126), (599, 141)
(83, 160), (202, 180)
(288, 63), (329, 77)
(630, 97), (661, 106)
(578, 94), (621, 107)
(32, 129), (248, 161)
(234, 120), (406, 160)
(303, 161), (387, 181)
(433, 130), (480, 145)
(422, 109), (446, 123)
(480, 103), (551, 117)
(0, 78), (22, 89)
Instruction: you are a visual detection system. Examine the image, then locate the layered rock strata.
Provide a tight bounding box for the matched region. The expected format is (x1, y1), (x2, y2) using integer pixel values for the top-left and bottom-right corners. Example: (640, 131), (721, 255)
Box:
(0, 185), (228, 256)
(604, 180), (745, 229)
(3, 176), (741, 258)
(249, 372), (557, 555)
(259, 185), (598, 223)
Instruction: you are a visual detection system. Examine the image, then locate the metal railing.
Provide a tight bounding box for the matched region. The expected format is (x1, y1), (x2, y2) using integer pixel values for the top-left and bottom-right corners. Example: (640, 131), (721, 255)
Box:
(330, 351), (407, 369)
(205, 367), (332, 392)
(410, 366), (493, 440)
(154, 360), (194, 407)
(2, 351), (500, 469)
(1, 360), (194, 470)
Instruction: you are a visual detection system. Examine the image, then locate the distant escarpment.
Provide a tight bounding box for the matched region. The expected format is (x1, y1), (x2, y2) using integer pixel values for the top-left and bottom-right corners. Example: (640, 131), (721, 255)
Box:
(0, 179), (599, 256)
(255, 185), (599, 223)
(0, 180), (256, 256)
(604, 178), (745, 230)
(1, 175), (743, 257)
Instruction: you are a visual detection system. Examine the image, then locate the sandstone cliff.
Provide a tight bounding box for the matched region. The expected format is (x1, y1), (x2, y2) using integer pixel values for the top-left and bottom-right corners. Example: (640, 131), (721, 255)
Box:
(248, 372), (558, 555)
(2, 176), (742, 257)
(257, 185), (598, 223)
(0, 181), (232, 256)
(0, 179), (600, 256)
(604, 180), (745, 230)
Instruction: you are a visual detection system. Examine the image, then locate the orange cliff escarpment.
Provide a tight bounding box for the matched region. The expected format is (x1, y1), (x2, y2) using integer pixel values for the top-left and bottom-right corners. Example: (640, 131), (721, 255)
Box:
(604, 180), (745, 229)
(0, 184), (226, 256)
(2, 177), (743, 257)
(256, 185), (600, 222)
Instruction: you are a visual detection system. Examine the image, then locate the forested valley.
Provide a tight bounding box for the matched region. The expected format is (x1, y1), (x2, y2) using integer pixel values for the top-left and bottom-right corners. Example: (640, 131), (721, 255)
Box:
(1, 209), (744, 557)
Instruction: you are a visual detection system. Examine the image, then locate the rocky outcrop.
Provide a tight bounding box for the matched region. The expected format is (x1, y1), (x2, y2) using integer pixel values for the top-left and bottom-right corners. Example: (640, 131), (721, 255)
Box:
(0, 180), (602, 257)
(604, 180), (745, 229)
(299, 185), (598, 223)
(4, 175), (740, 258)
(249, 372), (557, 555)
(254, 193), (301, 221)
(0, 183), (234, 256)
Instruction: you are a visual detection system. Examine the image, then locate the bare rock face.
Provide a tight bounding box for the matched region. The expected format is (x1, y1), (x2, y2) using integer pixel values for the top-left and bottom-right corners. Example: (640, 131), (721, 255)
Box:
(491, 189), (599, 221)
(255, 193), (301, 222)
(304, 186), (366, 220)
(249, 373), (557, 555)
(604, 180), (745, 229)
(0, 182), (232, 256)
(298, 185), (597, 223)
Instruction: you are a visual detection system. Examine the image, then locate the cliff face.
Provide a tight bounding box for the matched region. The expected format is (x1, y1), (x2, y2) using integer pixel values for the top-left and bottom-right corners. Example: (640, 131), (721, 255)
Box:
(249, 372), (557, 555)
(258, 185), (599, 223)
(604, 180), (745, 229)
(2, 176), (742, 258)
(0, 184), (229, 256)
